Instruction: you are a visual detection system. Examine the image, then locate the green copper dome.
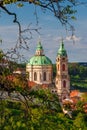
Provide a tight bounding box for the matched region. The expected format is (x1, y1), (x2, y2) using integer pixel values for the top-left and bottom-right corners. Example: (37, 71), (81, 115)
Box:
(27, 42), (52, 66)
(27, 55), (52, 65)
(57, 42), (67, 56)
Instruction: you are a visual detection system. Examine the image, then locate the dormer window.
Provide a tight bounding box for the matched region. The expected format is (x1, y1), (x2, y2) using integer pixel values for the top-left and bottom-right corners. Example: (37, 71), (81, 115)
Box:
(35, 61), (37, 63)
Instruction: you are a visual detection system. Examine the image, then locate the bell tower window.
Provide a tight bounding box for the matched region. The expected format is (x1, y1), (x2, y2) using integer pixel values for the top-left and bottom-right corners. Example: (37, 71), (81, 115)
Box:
(62, 64), (65, 71)
(63, 80), (66, 88)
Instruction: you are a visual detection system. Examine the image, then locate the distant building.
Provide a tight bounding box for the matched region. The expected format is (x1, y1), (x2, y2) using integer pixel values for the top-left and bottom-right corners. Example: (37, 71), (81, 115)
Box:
(26, 41), (53, 85)
(13, 68), (26, 75)
(55, 41), (70, 101)
(26, 40), (70, 101)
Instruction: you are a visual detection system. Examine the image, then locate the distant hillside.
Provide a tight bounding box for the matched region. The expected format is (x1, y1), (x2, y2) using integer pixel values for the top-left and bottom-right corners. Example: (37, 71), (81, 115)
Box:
(78, 62), (87, 67)
(68, 62), (87, 91)
(69, 62), (87, 66)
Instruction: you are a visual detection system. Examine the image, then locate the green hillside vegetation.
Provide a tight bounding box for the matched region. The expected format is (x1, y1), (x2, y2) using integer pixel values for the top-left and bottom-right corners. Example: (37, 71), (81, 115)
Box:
(0, 88), (87, 130)
(0, 55), (87, 129)
(68, 63), (87, 90)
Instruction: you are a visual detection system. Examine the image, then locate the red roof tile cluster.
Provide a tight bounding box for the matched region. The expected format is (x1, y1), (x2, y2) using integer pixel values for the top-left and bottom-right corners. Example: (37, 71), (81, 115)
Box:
(7, 75), (16, 81)
(28, 81), (37, 88)
(27, 81), (49, 88)
(42, 84), (49, 88)
(70, 90), (80, 98)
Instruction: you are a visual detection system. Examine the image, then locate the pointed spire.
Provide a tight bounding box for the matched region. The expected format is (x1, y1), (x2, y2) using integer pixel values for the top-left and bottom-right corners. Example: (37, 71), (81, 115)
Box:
(57, 38), (67, 56)
(60, 38), (64, 50)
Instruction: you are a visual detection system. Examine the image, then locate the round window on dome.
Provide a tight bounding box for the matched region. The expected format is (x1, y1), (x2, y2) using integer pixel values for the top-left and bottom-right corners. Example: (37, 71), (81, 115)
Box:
(35, 61), (37, 63)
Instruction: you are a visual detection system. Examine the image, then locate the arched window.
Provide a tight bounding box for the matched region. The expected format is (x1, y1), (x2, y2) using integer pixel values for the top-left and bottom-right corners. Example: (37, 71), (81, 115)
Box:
(63, 80), (66, 88)
(62, 64), (65, 71)
(43, 72), (46, 81)
(34, 72), (37, 81)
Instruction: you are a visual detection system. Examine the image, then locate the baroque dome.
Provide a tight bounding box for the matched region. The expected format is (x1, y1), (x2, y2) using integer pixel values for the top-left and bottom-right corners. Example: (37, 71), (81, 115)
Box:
(27, 55), (52, 65)
(27, 42), (52, 66)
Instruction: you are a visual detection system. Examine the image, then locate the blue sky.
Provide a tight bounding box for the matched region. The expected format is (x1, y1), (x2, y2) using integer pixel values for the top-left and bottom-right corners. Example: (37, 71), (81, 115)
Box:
(0, 2), (87, 63)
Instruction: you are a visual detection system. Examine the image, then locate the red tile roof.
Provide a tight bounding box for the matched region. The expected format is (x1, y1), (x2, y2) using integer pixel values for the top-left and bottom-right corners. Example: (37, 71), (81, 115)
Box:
(70, 90), (80, 98)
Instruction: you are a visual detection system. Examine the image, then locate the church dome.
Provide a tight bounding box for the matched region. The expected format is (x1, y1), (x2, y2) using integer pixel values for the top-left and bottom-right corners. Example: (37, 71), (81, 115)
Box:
(27, 55), (52, 65)
(27, 42), (52, 66)
(57, 41), (67, 56)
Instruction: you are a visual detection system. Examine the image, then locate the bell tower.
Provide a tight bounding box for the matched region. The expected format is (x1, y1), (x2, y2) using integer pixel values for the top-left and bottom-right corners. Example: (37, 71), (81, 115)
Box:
(55, 40), (70, 101)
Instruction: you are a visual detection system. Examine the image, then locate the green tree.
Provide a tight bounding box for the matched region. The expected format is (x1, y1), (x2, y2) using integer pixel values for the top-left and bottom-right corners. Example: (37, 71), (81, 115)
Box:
(81, 93), (87, 102)
(1, 0), (78, 24)
(73, 112), (87, 129)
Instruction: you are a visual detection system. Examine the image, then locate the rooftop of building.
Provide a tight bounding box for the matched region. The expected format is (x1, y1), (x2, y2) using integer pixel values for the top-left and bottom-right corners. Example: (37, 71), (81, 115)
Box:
(27, 41), (52, 66)
(57, 41), (67, 57)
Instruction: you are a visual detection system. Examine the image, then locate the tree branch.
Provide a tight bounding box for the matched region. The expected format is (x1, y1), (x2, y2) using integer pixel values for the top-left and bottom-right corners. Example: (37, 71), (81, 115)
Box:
(0, 4), (22, 43)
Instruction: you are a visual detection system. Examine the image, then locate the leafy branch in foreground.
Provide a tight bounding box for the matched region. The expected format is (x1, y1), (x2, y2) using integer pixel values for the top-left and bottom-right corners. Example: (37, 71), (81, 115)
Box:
(0, 0), (80, 25)
(0, 0), (86, 60)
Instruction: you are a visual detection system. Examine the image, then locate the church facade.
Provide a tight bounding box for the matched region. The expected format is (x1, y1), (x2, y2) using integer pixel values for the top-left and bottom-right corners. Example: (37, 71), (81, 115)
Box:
(26, 42), (53, 85)
(26, 41), (70, 100)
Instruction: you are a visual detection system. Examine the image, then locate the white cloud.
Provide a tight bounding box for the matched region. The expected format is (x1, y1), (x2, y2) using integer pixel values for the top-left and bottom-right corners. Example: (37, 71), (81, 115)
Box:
(66, 35), (81, 42)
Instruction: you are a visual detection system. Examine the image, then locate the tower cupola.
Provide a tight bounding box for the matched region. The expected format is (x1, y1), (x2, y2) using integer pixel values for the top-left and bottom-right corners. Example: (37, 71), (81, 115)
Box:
(35, 41), (44, 56)
(57, 41), (67, 57)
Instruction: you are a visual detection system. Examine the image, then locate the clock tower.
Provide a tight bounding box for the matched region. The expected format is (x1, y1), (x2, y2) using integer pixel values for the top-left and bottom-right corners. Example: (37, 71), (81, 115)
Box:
(55, 41), (70, 101)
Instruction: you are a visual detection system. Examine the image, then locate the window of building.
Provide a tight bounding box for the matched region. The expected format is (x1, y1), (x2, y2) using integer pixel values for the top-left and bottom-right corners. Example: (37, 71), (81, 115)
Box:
(35, 61), (37, 63)
(34, 72), (37, 81)
(43, 72), (46, 81)
(62, 58), (65, 61)
(63, 80), (66, 88)
(62, 64), (65, 71)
